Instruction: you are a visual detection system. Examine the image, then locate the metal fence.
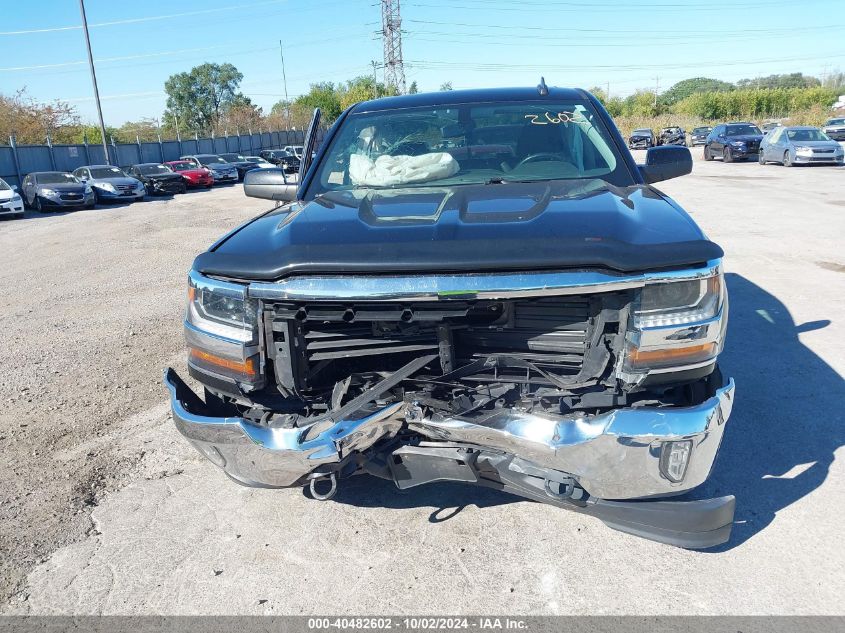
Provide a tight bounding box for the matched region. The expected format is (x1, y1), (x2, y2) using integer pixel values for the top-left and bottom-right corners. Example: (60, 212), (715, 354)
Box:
(0, 129), (308, 188)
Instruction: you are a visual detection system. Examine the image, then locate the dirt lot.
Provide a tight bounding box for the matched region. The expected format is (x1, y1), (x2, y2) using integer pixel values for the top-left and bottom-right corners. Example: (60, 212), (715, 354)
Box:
(1, 153), (844, 615)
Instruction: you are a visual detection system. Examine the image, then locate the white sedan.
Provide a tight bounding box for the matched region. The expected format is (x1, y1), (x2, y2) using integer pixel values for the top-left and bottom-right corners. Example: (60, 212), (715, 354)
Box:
(0, 177), (25, 219)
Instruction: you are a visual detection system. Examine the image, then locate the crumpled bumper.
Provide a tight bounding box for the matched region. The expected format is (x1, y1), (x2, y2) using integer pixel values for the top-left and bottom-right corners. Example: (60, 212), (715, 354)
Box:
(165, 368), (734, 500)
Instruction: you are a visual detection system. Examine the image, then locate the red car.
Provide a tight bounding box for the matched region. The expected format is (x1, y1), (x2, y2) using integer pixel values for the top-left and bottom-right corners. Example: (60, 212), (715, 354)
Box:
(163, 160), (214, 189)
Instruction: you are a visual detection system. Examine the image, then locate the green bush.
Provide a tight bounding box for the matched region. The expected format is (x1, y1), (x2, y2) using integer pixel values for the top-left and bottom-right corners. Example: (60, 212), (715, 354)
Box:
(673, 87), (837, 120)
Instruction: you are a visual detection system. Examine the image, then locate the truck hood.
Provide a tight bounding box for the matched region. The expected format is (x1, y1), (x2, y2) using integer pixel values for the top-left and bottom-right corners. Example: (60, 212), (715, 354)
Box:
(195, 180), (723, 281)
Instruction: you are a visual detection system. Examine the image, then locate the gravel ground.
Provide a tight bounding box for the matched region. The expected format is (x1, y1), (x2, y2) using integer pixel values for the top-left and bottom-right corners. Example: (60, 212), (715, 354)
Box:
(0, 153), (843, 614)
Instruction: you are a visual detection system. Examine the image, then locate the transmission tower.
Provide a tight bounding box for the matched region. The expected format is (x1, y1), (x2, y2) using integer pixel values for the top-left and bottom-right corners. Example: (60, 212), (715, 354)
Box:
(381, 0), (406, 94)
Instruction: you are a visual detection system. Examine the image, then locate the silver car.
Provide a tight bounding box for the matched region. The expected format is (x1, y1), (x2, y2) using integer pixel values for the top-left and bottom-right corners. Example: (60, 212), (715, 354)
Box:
(72, 165), (146, 202)
(758, 126), (844, 167)
(822, 117), (845, 141)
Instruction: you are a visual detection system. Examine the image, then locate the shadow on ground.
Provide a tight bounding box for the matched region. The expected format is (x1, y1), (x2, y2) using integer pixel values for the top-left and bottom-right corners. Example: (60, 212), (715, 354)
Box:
(320, 274), (845, 548)
(695, 272), (844, 550)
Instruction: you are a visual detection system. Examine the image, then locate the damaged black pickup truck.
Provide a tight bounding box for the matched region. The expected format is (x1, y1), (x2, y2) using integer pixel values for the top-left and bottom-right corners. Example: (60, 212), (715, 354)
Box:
(165, 85), (735, 548)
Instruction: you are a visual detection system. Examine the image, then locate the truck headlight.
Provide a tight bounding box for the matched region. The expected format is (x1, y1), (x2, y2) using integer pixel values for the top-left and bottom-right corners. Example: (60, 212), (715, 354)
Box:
(185, 273), (260, 383)
(625, 272), (725, 372)
(187, 282), (257, 342)
(634, 275), (721, 328)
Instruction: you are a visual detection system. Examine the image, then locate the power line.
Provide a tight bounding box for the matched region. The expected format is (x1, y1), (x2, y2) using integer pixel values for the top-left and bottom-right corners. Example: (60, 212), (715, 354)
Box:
(0, 0), (290, 36)
(406, 18), (845, 36)
(404, 51), (845, 72)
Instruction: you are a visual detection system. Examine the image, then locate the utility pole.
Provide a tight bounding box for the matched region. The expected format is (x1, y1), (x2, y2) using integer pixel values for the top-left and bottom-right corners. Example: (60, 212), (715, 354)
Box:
(279, 40), (291, 130)
(653, 76), (660, 108)
(381, 0), (406, 94)
(78, 0), (110, 164)
(606, 81), (610, 101)
(371, 61), (380, 99)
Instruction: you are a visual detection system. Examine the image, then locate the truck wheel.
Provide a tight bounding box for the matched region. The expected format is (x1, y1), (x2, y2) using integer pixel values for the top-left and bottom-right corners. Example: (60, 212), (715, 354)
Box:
(704, 146), (714, 161)
(783, 151), (792, 167)
(723, 147), (734, 163)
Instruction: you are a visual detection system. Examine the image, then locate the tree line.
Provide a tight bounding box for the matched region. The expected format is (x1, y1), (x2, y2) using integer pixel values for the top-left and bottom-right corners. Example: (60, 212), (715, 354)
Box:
(590, 72), (844, 120)
(2, 67), (843, 146)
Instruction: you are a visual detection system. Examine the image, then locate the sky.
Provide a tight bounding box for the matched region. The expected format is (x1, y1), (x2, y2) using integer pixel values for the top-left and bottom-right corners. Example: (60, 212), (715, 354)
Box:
(1, 0), (843, 126)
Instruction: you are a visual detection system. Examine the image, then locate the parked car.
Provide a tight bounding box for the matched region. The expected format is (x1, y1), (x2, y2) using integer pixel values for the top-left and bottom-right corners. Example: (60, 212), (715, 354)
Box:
(164, 160), (214, 188)
(179, 154), (238, 184)
(72, 165), (145, 202)
(657, 126), (686, 146)
(283, 144), (304, 159)
(259, 149), (301, 173)
(627, 128), (655, 149)
(166, 86), (736, 549)
(218, 153), (262, 181)
(21, 172), (95, 212)
(127, 163), (187, 195)
(760, 121), (782, 135)
(0, 177), (25, 219)
(703, 122), (764, 162)
(243, 156), (277, 169)
(821, 117), (845, 141)
(758, 126), (845, 167)
(687, 126), (712, 147)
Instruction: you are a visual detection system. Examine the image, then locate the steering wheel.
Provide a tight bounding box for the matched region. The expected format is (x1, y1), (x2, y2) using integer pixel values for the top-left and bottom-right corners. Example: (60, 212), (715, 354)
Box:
(513, 152), (565, 169)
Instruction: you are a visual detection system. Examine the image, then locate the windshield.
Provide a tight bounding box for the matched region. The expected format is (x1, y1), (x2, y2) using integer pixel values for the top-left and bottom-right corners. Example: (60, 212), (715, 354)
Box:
(726, 124), (762, 136)
(139, 164), (173, 175)
(311, 100), (626, 195)
(632, 129), (651, 135)
(247, 157), (268, 163)
(168, 161), (194, 171)
(786, 129), (831, 142)
(220, 154), (246, 162)
(693, 127), (710, 134)
(90, 166), (126, 178)
(38, 173), (78, 184)
(0, 178), (10, 191)
(826, 119), (845, 126)
(197, 155), (227, 164)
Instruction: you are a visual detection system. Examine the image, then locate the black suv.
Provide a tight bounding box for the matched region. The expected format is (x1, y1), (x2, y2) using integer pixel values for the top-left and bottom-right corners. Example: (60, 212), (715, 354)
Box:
(259, 149), (300, 173)
(657, 126), (686, 146)
(704, 122), (764, 162)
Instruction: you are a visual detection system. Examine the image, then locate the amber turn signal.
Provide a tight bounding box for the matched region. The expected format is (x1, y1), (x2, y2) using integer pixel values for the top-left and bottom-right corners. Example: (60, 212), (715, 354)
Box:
(188, 347), (256, 379)
(628, 342), (717, 369)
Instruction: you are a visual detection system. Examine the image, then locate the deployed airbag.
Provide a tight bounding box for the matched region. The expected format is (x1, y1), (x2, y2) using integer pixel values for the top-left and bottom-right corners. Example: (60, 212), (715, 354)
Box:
(349, 152), (460, 186)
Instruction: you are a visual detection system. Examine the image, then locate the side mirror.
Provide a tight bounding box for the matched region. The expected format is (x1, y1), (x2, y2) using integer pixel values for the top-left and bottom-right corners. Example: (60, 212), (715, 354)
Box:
(639, 145), (692, 184)
(243, 168), (297, 202)
(12, 185), (18, 192)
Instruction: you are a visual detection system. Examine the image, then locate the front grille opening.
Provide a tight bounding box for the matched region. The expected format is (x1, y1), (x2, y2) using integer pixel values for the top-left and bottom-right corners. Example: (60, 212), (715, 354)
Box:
(266, 292), (627, 415)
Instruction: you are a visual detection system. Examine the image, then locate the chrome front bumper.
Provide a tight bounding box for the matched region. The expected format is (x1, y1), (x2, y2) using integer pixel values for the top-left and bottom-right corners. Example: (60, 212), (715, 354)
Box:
(165, 368), (734, 500)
